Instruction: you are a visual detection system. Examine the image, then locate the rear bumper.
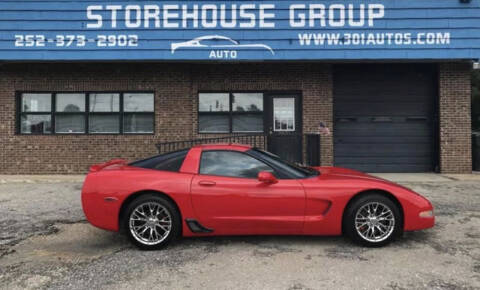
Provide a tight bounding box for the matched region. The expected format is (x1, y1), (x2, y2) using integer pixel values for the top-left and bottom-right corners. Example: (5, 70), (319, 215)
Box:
(81, 190), (121, 232)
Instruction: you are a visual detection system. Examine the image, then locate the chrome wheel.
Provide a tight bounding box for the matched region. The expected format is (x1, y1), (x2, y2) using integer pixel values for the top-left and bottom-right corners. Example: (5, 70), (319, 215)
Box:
(129, 202), (172, 246)
(355, 202), (395, 243)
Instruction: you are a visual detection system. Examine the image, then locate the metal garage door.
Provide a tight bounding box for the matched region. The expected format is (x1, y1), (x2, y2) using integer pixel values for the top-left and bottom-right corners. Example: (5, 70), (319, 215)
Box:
(333, 64), (438, 173)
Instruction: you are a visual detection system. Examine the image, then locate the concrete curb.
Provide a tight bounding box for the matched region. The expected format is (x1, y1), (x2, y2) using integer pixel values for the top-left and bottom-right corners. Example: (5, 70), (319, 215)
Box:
(442, 173), (480, 181)
(0, 175), (86, 184)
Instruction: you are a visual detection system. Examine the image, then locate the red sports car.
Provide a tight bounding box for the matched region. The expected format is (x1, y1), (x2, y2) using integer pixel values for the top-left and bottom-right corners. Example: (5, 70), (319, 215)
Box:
(81, 144), (434, 250)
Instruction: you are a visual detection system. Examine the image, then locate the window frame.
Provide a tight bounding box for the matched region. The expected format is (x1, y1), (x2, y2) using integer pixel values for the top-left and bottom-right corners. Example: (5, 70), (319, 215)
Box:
(198, 150), (276, 179)
(16, 91), (155, 135)
(198, 91), (265, 134)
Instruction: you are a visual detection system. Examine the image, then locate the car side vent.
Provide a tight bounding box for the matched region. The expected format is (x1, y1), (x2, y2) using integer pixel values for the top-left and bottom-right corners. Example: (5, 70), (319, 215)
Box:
(185, 219), (214, 233)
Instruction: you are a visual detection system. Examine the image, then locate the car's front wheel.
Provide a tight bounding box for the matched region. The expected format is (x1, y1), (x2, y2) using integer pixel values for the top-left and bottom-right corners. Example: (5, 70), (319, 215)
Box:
(124, 194), (181, 250)
(344, 193), (402, 247)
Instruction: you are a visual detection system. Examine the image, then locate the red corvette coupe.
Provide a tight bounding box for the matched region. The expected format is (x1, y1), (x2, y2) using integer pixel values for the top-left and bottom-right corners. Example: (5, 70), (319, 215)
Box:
(81, 144), (434, 250)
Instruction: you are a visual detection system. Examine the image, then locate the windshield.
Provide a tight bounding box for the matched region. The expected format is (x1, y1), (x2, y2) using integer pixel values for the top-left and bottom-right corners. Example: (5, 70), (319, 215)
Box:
(249, 148), (319, 178)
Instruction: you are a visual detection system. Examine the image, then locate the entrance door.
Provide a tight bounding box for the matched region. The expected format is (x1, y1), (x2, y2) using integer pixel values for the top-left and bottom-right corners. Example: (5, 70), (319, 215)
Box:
(265, 94), (302, 163)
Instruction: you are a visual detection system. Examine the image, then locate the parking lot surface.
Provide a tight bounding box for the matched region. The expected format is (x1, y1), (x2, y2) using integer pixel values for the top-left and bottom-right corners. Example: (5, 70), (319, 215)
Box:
(0, 175), (479, 290)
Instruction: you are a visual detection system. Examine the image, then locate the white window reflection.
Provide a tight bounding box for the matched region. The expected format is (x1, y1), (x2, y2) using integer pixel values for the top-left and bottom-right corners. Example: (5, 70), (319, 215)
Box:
(199, 93), (229, 112)
(21, 115), (51, 134)
(21, 93), (51, 112)
(124, 93), (154, 112)
(89, 94), (120, 112)
(273, 98), (295, 132)
(232, 93), (263, 112)
(56, 94), (85, 112)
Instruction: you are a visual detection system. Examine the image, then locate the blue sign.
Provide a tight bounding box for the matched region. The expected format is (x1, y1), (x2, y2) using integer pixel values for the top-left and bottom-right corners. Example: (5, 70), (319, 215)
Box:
(2, 0), (480, 61)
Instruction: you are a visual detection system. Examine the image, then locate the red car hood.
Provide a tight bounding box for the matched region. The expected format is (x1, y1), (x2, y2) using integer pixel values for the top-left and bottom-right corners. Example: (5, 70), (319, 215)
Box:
(313, 166), (395, 184)
(312, 166), (429, 200)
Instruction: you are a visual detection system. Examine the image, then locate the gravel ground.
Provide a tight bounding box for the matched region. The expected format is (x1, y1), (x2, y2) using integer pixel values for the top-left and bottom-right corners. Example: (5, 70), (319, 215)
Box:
(0, 177), (479, 290)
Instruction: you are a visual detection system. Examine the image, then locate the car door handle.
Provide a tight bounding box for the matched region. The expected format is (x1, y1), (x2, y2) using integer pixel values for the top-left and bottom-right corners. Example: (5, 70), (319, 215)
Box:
(198, 180), (216, 186)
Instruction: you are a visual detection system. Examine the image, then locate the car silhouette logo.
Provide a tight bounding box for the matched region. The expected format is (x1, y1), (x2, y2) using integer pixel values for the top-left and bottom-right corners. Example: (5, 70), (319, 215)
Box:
(171, 35), (275, 55)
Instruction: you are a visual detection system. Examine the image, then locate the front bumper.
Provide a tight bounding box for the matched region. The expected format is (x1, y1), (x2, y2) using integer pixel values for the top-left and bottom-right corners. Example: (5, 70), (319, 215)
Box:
(403, 193), (435, 231)
(406, 214), (435, 231)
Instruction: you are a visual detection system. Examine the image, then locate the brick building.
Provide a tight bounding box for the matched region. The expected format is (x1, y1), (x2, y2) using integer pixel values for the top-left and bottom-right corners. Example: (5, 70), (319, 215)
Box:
(0, 1), (477, 174)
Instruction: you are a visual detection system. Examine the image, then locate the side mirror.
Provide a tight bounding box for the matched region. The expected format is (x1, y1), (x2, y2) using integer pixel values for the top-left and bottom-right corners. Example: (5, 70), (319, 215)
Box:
(258, 171), (277, 184)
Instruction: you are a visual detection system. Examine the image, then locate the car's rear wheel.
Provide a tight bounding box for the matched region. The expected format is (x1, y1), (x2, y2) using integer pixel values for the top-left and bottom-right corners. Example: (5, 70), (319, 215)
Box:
(344, 194), (402, 247)
(124, 194), (181, 250)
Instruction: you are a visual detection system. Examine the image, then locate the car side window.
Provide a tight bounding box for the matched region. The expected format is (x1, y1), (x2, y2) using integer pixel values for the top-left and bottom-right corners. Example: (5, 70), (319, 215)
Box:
(200, 151), (274, 179)
(154, 155), (186, 172)
(129, 149), (188, 172)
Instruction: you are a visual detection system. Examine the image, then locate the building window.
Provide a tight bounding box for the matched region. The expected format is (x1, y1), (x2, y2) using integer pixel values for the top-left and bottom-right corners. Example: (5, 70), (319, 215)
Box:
(18, 92), (154, 134)
(55, 93), (86, 133)
(89, 93), (120, 134)
(123, 93), (155, 134)
(198, 92), (264, 133)
(20, 93), (53, 134)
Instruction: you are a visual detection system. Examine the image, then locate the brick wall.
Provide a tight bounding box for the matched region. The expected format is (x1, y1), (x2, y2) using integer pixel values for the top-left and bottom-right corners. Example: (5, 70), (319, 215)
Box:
(439, 63), (472, 173)
(0, 62), (472, 174)
(0, 63), (333, 174)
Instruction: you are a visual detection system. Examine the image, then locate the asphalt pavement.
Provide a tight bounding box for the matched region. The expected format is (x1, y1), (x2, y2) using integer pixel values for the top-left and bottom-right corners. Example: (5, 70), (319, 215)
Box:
(0, 174), (479, 290)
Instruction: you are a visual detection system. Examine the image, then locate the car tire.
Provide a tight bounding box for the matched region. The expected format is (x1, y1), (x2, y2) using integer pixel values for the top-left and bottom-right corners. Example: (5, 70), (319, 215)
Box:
(344, 193), (402, 247)
(123, 194), (181, 250)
